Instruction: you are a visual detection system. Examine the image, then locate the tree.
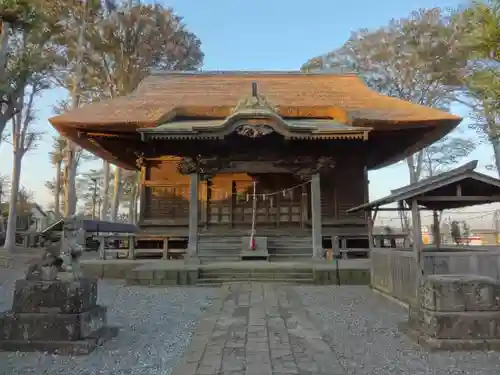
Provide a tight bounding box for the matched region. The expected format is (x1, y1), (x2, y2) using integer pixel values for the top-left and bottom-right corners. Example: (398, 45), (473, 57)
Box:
(0, 0), (63, 145)
(74, 2), (203, 220)
(101, 161), (110, 220)
(421, 136), (476, 177)
(76, 168), (112, 217)
(2, 84), (44, 252)
(48, 136), (65, 218)
(455, 1), (500, 175)
(460, 0), (499, 110)
(51, 99), (96, 216)
(0, 174), (9, 232)
(450, 220), (462, 245)
(2, 8), (61, 251)
(302, 8), (472, 183)
(0, 0), (38, 78)
(120, 169), (140, 223)
(110, 166), (121, 221)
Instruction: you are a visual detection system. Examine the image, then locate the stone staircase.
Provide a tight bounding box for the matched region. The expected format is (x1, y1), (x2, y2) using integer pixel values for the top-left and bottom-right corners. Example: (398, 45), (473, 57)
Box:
(197, 265), (314, 285)
(268, 236), (313, 261)
(197, 234), (313, 263)
(197, 236), (242, 263)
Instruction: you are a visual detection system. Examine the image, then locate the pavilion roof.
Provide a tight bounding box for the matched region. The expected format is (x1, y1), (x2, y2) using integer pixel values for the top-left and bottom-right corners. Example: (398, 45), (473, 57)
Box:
(347, 161), (500, 212)
(49, 71), (461, 131)
(47, 71), (463, 169)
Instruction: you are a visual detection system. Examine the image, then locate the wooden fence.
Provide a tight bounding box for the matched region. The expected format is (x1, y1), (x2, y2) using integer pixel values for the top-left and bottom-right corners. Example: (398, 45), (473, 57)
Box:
(371, 247), (500, 305)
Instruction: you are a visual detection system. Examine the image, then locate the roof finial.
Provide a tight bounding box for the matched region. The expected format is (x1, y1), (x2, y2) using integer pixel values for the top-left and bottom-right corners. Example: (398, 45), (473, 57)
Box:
(252, 82), (258, 97)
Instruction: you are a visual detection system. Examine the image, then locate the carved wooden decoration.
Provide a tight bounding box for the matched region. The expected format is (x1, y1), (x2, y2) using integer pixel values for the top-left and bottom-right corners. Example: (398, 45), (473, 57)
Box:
(235, 124), (274, 138)
(177, 156), (233, 175)
(177, 157), (198, 174)
(231, 83), (278, 115)
(274, 156), (336, 179)
(134, 152), (146, 169)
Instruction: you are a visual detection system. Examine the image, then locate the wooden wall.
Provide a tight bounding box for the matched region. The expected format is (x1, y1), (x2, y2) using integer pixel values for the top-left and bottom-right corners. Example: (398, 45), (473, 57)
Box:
(141, 157), (367, 227)
(143, 158), (190, 224)
(320, 159), (367, 224)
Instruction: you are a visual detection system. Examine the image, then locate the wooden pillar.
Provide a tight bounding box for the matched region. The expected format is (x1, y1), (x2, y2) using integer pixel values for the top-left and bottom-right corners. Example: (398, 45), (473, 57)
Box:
(301, 184), (307, 228)
(162, 237), (169, 260)
(432, 210), (441, 249)
(311, 173), (322, 258)
(412, 199), (422, 270)
(230, 181), (235, 228)
(199, 180), (207, 227)
(138, 165), (146, 223)
(206, 179), (212, 229)
(412, 199), (423, 306)
(187, 173), (199, 260)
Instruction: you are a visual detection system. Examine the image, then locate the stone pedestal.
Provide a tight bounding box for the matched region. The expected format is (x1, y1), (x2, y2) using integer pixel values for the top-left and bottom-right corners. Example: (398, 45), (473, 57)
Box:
(0, 278), (118, 355)
(401, 275), (500, 351)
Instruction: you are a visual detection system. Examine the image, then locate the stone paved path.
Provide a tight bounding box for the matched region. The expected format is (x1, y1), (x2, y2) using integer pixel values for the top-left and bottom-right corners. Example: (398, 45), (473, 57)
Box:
(173, 283), (346, 375)
(172, 283), (500, 375)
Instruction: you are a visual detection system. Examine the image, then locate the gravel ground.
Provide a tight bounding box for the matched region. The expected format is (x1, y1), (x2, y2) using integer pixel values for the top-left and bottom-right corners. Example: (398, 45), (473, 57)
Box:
(0, 268), (216, 375)
(294, 285), (500, 375)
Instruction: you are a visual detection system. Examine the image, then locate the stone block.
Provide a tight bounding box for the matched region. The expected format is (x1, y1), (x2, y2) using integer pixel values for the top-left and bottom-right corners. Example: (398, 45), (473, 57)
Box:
(80, 263), (103, 278)
(0, 305), (107, 342)
(410, 306), (500, 340)
(11, 279), (97, 314)
(137, 270), (153, 280)
(188, 270), (199, 285)
(404, 275), (500, 351)
(420, 275), (500, 312)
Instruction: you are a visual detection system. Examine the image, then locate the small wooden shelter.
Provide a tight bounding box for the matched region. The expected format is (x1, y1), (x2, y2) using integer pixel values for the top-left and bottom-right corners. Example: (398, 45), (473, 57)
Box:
(348, 160), (500, 272)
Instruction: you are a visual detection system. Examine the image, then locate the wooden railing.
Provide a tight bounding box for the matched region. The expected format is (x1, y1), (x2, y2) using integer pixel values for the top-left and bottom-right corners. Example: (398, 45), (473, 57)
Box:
(371, 247), (500, 305)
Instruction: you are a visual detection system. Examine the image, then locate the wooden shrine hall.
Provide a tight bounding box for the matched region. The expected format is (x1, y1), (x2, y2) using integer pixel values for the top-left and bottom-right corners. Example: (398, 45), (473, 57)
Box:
(49, 71), (462, 262)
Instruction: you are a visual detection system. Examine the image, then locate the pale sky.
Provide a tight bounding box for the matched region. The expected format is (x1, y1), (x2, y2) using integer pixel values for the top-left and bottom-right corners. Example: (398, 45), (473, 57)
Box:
(0, 0), (498, 229)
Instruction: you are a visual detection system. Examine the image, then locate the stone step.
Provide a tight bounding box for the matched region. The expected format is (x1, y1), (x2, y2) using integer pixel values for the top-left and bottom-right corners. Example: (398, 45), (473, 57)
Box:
(269, 244), (312, 248)
(268, 255), (313, 262)
(196, 277), (314, 285)
(268, 248), (312, 252)
(200, 273), (312, 280)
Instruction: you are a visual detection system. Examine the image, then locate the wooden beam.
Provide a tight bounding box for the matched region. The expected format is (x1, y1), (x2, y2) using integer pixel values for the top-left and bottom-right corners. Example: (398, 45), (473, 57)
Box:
(84, 132), (137, 139)
(418, 196), (500, 202)
(143, 180), (189, 187)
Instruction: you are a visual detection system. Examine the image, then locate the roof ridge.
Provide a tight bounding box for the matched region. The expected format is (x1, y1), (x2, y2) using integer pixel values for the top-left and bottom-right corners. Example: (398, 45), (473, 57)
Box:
(148, 69), (359, 78)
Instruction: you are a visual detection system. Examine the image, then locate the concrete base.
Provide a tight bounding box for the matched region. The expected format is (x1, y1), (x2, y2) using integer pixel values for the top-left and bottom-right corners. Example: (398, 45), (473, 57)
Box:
(184, 256), (201, 265)
(81, 259), (372, 286)
(0, 325), (118, 356)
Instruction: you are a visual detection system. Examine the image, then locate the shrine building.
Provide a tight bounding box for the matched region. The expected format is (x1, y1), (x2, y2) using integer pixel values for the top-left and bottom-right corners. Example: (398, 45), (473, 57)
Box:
(49, 71), (462, 262)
